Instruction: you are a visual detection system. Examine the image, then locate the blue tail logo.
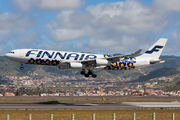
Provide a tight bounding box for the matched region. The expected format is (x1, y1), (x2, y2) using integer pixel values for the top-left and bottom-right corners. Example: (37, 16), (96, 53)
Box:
(145, 45), (163, 54)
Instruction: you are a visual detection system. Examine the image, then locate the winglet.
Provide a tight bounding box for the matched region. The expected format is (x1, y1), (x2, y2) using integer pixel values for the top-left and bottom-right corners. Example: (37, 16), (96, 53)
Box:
(125, 49), (142, 57)
(133, 49), (142, 56)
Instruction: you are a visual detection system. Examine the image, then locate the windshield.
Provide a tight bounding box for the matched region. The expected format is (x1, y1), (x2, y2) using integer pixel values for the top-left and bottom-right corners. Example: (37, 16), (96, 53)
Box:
(9, 51), (15, 54)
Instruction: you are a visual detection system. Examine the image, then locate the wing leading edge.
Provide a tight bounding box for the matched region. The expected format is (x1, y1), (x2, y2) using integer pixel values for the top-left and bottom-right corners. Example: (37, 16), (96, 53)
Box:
(104, 49), (142, 62)
(80, 49), (142, 66)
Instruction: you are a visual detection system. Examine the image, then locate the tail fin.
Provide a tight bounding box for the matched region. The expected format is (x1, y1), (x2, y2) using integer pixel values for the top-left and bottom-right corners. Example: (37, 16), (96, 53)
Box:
(139, 38), (168, 60)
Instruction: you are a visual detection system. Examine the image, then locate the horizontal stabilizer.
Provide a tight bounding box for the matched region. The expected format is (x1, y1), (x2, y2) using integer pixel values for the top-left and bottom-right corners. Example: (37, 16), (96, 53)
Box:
(150, 59), (173, 64)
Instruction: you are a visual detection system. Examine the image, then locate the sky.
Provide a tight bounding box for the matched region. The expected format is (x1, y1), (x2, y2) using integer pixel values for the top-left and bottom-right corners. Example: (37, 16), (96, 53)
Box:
(0, 0), (180, 56)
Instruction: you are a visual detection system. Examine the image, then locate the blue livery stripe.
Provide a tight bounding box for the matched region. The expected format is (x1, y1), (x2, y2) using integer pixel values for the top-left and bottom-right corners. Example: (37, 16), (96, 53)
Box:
(145, 45), (163, 54)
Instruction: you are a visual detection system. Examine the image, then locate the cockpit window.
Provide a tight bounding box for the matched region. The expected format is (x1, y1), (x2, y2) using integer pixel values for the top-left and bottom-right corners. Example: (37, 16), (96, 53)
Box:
(9, 51), (15, 54)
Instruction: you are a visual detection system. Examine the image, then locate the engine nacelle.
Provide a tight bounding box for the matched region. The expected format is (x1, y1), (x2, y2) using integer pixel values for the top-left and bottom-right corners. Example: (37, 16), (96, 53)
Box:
(69, 62), (85, 69)
(58, 66), (69, 69)
(58, 62), (69, 69)
(59, 62), (69, 67)
(96, 59), (111, 66)
(94, 66), (107, 70)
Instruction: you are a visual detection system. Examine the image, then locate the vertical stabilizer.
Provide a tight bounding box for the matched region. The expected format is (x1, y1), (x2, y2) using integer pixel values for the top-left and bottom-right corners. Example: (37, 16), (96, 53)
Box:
(139, 38), (168, 60)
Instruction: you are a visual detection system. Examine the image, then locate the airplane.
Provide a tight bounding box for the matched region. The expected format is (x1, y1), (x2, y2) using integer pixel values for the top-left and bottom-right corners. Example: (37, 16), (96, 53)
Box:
(5, 38), (169, 78)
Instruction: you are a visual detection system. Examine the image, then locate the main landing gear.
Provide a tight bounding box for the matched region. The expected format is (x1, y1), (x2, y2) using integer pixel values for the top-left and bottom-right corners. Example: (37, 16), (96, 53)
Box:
(80, 69), (97, 78)
(20, 63), (24, 70)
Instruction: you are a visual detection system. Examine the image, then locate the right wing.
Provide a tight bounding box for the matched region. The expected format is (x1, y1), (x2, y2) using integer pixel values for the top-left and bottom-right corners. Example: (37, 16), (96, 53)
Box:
(104, 49), (142, 62)
(80, 49), (142, 66)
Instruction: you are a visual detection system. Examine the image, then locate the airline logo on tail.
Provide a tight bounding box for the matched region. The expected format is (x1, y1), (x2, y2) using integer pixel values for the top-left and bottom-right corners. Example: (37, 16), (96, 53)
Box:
(145, 45), (163, 54)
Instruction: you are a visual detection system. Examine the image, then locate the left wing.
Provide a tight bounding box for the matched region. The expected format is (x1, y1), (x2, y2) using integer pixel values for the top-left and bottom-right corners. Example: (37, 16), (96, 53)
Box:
(80, 49), (142, 66)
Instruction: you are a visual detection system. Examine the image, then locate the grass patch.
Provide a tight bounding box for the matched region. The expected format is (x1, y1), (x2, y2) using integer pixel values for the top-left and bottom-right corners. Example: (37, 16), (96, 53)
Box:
(0, 109), (179, 120)
(0, 98), (180, 103)
(0, 98), (178, 103)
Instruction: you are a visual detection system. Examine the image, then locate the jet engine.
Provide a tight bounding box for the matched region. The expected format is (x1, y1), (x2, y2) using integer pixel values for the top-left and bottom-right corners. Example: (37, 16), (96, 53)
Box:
(69, 62), (85, 69)
(58, 62), (69, 69)
(95, 59), (111, 66)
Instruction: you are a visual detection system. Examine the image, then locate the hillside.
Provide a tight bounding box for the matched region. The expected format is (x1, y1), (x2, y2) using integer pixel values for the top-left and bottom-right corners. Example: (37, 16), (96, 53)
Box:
(0, 56), (80, 77)
(0, 55), (180, 78)
(131, 67), (179, 83)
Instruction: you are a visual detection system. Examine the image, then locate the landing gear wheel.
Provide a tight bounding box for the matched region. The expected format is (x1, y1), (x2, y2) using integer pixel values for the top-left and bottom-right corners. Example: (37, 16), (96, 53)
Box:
(92, 74), (97, 78)
(20, 63), (24, 70)
(88, 71), (93, 75)
(81, 69), (85, 75)
(85, 74), (89, 77)
(81, 71), (85, 75)
(20, 67), (24, 70)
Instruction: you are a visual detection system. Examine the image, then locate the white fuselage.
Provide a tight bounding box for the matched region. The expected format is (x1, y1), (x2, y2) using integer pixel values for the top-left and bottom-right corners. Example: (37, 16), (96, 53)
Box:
(4, 38), (168, 78)
(5, 49), (151, 71)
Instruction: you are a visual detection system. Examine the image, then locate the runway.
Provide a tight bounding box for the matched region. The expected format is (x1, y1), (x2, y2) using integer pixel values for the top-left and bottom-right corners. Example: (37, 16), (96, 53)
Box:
(1, 102), (180, 110)
(122, 102), (180, 108)
(0, 102), (138, 110)
(1, 96), (180, 110)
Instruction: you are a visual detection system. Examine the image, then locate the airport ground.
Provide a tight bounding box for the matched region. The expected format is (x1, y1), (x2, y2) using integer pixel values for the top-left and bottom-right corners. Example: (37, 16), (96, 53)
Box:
(1, 96), (180, 102)
(0, 109), (180, 120)
(1, 96), (180, 120)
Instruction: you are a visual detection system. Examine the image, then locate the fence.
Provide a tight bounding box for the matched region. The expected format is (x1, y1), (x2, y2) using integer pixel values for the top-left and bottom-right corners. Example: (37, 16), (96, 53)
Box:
(5, 112), (175, 120)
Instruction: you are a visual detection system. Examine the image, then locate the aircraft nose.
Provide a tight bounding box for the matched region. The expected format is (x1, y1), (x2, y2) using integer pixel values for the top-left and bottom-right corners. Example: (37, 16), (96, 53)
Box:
(5, 53), (10, 59)
(5, 53), (8, 58)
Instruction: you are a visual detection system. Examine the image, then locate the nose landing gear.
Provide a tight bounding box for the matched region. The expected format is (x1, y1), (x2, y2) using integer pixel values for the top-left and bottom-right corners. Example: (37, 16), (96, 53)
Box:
(20, 63), (24, 70)
(80, 69), (97, 78)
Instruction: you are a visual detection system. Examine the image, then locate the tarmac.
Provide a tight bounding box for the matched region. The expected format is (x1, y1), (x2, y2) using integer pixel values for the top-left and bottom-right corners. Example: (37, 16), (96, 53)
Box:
(1, 96), (180, 110)
(0, 102), (180, 110)
(122, 102), (180, 108)
(0, 102), (137, 110)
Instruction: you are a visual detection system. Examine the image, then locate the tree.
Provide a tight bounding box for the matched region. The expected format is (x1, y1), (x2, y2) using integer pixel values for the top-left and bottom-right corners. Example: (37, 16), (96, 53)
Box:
(15, 91), (21, 96)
